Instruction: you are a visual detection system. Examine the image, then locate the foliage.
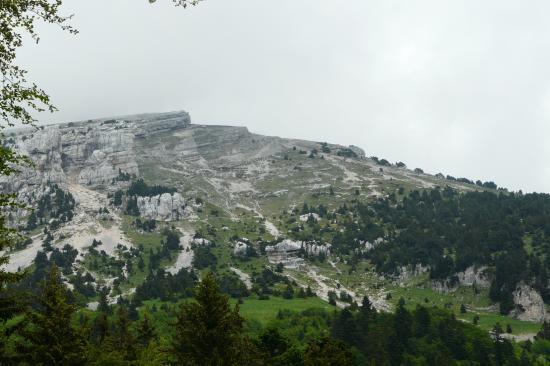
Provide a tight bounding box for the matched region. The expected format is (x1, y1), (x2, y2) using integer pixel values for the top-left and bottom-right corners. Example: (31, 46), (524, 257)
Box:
(192, 244), (218, 269)
(288, 188), (550, 310)
(13, 266), (87, 365)
(218, 272), (250, 298)
(133, 268), (197, 305)
(127, 178), (176, 197)
(170, 272), (252, 365)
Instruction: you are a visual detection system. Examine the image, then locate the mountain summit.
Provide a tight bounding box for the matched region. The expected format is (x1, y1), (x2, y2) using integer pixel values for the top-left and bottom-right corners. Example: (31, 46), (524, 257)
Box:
(2, 110), (548, 331)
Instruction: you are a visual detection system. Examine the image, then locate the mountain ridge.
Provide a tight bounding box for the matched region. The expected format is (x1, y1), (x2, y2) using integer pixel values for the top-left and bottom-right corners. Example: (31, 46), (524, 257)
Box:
(2, 110), (548, 338)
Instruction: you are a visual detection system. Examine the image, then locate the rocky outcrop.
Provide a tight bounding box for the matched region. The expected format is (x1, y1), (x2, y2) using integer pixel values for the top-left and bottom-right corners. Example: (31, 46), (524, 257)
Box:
(136, 193), (188, 221)
(359, 237), (385, 253)
(457, 266), (491, 288)
(266, 239), (302, 256)
(396, 264), (430, 285)
(2, 111), (191, 191)
(299, 213), (320, 222)
(265, 239), (303, 267)
(265, 239), (331, 268)
(233, 242), (249, 257)
(431, 266), (491, 293)
(512, 283), (548, 322)
(431, 278), (460, 293)
(303, 242), (331, 256)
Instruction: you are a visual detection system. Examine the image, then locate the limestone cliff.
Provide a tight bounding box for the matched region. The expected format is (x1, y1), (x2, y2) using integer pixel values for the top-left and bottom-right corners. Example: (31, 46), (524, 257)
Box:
(1, 111), (191, 191)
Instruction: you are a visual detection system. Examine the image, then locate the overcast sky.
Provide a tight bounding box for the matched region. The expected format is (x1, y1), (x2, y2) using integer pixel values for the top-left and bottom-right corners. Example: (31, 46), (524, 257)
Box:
(18, 0), (550, 193)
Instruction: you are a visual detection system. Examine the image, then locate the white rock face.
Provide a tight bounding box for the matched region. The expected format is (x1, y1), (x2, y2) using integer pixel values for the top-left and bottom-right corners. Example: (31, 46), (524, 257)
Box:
(137, 193), (187, 221)
(265, 239), (303, 266)
(265, 239), (302, 254)
(192, 238), (210, 246)
(265, 239), (330, 268)
(233, 242), (249, 257)
(396, 264), (430, 285)
(431, 279), (458, 294)
(359, 237), (385, 252)
(457, 266), (490, 288)
(303, 242), (331, 256)
(2, 111), (191, 192)
(430, 265), (492, 293)
(512, 283), (548, 322)
(299, 213), (320, 222)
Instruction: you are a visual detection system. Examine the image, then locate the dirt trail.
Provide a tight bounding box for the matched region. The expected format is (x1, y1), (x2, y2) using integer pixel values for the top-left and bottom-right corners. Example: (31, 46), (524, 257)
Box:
(230, 267), (253, 289)
(264, 220), (280, 238)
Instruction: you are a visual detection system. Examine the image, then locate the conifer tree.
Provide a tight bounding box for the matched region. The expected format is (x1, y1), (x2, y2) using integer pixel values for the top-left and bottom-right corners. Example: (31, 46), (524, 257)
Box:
(413, 305), (431, 337)
(16, 265), (87, 365)
(256, 327), (289, 359)
(136, 310), (157, 348)
(91, 312), (110, 345)
(358, 295), (375, 333)
(108, 305), (136, 361)
(303, 336), (355, 366)
(388, 298), (412, 366)
(537, 321), (550, 340)
(170, 272), (251, 365)
(331, 308), (362, 349)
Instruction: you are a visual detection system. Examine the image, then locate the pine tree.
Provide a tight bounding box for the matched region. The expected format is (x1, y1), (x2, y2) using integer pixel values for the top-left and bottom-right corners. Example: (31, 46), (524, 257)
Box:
(97, 288), (111, 314)
(388, 298), (412, 366)
(331, 308), (362, 349)
(108, 306), (136, 361)
(136, 310), (157, 348)
(303, 336), (355, 366)
(282, 284), (294, 299)
(16, 265), (87, 365)
(358, 295), (375, 333)
(91, 312), (110, 344)
(170, 272), (251, 365)
(256, 327), (289, 359)
(537, 321), (550, 340)
(413, 305), (431, 337)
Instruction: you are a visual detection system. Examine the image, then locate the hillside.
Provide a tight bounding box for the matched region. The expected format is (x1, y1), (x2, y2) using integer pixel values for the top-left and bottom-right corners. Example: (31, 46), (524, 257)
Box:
(1, 110), (548, 340)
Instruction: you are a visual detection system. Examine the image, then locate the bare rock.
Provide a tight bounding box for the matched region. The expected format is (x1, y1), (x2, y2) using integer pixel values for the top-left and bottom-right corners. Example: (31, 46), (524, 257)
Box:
(137, 193), (187, 221)
(457, 266), (491, 288)
(512, 283), (548, 322)
(233, 242), (249, 257)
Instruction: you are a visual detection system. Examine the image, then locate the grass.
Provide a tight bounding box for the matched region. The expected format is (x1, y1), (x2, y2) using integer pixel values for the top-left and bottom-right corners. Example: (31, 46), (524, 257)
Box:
(459, 311), (541, 335)
(388, 282), (541, 335)
(234, 296), (336, 325)
(137, 295), (335, 337)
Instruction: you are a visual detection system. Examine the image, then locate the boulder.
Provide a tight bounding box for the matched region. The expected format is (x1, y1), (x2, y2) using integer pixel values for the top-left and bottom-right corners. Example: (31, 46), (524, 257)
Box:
(512, 283), (548, 322)
(233, 242), (249, 257)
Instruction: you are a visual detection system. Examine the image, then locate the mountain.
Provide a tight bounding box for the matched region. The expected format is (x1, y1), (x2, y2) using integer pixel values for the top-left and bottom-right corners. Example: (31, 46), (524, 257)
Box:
(1, 110), (549, 334)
